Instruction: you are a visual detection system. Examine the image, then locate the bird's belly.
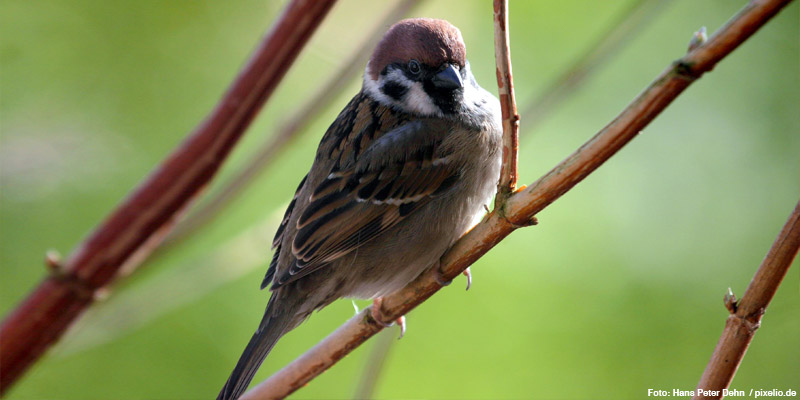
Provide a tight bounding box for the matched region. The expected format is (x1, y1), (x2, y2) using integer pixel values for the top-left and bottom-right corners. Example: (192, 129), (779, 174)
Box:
(333, 163), (498, 299)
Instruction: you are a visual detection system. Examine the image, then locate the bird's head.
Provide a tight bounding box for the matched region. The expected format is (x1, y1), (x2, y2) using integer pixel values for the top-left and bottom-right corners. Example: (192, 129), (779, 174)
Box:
(364, 18), (470, 116)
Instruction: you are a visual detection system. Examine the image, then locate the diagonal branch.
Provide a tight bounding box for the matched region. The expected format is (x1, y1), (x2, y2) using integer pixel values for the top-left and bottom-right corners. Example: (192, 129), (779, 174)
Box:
(0, 0), (337, 393)
(240, 0), (794, 398)
(693, 199), (800, 400)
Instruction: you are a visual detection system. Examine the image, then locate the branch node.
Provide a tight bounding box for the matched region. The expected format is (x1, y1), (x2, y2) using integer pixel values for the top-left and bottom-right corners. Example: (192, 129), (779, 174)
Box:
(46, 250), (108, 301)
(723, 287), (738, 314)
(688, 26), (708, 52)
(505, 215), (537, 229)
(44, 249), (64, 272)
(48, 272), (97, 300)
(495, 204), (538, 229)
(741, 307), (766, 329)
(730, 312), (762, 335)
(672, 59), (701, 81)
(94, 287), (112, 301)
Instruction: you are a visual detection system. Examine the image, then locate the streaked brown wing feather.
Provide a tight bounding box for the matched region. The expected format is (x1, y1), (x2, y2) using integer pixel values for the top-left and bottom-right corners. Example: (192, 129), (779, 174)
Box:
(262, 174), (307, 289)
(270, 114), (461, 289)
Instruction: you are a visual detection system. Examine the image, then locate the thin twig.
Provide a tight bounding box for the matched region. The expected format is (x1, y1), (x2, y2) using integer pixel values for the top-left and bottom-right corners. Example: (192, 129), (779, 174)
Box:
(240, 0), (793, 397)
(493, 0), (520, 203)
(520, 0), (671, 131)
(164, 0), (423, 246)
(693, 200), (800, 400)
(0, 0), (337, 393)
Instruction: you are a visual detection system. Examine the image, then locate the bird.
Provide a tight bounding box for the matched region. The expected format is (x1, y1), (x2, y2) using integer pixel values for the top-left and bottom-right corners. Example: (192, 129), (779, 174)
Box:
(218, 18), (502, 400)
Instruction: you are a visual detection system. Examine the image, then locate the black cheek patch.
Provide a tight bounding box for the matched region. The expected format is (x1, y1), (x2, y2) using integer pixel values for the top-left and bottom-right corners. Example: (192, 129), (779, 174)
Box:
(381, 81), (408, 101)
(422, 80), (460, 114)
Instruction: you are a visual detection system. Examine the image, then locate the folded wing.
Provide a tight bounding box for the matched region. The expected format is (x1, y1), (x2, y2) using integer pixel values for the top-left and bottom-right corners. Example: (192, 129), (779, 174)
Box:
(270, 119), (461, 289)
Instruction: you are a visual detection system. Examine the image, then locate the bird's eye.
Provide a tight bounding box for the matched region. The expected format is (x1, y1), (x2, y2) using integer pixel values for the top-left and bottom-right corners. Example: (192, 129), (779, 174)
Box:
(407, 60), (421, 75)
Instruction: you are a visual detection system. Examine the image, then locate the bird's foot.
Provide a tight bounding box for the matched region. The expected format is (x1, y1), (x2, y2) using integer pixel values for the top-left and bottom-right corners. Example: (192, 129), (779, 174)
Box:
(435, 263), (472, 291)
(371, 297), (406, 339)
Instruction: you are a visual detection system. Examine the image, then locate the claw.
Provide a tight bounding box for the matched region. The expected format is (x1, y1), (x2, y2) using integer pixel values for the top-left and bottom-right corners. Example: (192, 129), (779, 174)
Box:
(371, 298), (407, 339)
(435, 264), (472, 291)
(395, 315), (406, 339)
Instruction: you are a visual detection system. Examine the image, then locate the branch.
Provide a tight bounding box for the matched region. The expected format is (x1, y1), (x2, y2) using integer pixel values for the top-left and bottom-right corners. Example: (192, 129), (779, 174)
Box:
(0, 0), (337, 393)
(240, 0), (793, 398)
(163, 0), (423, 246)
(493, 0), (520, 201)
(693, 200), (800, 400)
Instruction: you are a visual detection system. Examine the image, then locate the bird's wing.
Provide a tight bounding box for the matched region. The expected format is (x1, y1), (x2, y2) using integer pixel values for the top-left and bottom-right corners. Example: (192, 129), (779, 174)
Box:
(261, 174), (307, 289)
(269, 111), (461, 289)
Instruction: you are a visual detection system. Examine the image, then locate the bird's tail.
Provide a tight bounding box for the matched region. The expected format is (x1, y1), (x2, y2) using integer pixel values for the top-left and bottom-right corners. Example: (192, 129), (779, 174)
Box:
(217, 295), (295, 400)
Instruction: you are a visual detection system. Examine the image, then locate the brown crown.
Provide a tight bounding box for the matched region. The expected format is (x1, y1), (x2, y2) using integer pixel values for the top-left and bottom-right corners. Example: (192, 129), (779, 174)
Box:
(368, 18), (466, 80)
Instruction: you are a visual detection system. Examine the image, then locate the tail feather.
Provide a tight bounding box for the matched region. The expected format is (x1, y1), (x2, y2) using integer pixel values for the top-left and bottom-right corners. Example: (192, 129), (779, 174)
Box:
(217, 297), (293, 400)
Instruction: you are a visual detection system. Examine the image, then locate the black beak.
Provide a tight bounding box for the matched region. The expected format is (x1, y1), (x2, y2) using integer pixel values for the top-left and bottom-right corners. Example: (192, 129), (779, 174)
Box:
(432, 64), (463, 90)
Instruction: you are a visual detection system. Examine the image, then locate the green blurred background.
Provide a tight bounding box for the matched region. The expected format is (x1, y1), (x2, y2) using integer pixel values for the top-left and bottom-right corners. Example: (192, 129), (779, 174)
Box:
(1, 0), (798, 398)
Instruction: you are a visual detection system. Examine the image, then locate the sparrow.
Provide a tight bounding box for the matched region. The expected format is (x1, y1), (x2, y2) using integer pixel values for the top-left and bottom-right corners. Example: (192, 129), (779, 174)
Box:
(218, 18), (502, 400)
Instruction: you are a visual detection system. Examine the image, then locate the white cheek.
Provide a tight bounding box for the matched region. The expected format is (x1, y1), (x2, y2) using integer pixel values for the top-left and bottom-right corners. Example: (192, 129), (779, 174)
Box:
(362, 67), (392, 105)
(404, 82), (438, 116)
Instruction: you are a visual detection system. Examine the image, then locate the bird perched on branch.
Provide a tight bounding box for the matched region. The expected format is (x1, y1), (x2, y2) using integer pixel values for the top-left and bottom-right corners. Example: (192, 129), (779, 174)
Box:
(218, 18), (501, 399)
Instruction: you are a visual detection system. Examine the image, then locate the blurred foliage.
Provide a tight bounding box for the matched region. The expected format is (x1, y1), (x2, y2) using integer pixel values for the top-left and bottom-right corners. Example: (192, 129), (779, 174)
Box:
(1, 0), (798, 399)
